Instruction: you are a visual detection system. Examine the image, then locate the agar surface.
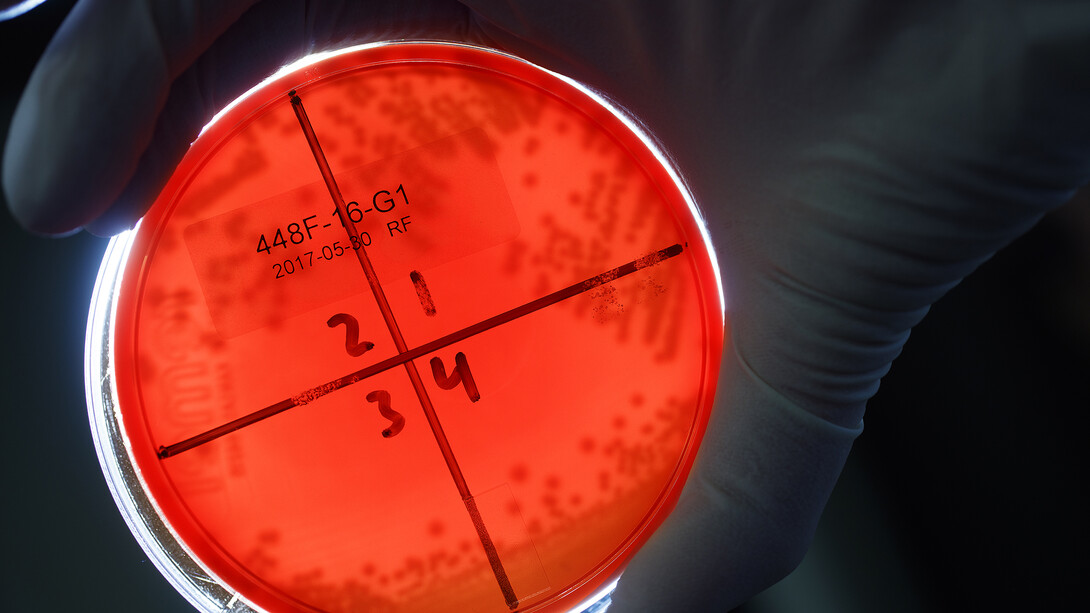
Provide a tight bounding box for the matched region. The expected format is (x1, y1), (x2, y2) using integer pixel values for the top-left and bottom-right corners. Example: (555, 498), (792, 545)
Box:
(107, 43), (722, 613)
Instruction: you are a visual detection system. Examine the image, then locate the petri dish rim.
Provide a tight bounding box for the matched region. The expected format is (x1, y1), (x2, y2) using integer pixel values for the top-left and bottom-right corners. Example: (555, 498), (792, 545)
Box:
(89, 40), (724, 613)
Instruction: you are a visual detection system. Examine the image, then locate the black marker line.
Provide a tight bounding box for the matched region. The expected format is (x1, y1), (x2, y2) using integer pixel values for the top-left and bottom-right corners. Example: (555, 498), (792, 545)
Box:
(161, 100), (682, 609)
(288, 91), (517, 608)
(157, 242), (683, 458)
(158, 243), (687, 609)
(410, 270), (437, 316)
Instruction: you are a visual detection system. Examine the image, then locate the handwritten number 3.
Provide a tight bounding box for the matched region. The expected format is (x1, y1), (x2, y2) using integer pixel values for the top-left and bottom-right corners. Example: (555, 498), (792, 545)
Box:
(327, 313), (374, 356)
(367, 390), (406, 438)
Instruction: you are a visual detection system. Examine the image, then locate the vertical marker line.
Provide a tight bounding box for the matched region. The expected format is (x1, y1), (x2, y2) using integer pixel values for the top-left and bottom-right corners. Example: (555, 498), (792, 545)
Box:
(288, 91), (519, 609)
(410, 270), (438, 316)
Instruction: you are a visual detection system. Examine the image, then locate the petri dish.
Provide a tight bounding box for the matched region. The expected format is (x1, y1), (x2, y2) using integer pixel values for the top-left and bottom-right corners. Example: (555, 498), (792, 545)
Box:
(86, 41), (724, 613)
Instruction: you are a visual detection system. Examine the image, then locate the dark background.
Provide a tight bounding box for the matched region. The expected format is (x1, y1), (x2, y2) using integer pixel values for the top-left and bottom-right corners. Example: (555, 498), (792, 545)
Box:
(2, 2), (1086, 611)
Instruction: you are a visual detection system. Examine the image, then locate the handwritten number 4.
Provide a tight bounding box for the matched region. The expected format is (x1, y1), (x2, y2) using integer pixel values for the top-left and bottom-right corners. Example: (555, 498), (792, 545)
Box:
(430, 352), (481, 402)
(366, 355), (480, 438)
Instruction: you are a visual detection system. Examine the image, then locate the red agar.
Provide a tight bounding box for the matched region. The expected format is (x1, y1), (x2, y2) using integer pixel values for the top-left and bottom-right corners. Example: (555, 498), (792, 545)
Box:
(107, 43), (723, 612)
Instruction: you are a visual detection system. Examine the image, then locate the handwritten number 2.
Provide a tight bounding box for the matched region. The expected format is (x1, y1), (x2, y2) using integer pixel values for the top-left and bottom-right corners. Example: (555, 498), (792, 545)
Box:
(430, 352), (481, 402)
(367, 390), (405, 438)
(327, 313), (374, 356)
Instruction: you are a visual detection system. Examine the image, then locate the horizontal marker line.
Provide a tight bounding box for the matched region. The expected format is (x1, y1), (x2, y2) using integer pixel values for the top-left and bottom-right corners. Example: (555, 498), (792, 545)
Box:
(158, 243), (684, 458)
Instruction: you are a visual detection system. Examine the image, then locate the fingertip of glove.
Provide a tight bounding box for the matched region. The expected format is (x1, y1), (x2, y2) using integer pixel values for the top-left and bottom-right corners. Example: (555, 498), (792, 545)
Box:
(2, 53), (125, 236)
(81, 199), (142, 237)
(2, 133), (85, 236)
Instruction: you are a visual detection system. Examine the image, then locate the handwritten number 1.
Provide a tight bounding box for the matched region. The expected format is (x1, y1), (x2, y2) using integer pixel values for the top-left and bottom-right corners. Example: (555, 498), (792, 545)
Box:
(327, 313), (374, 356)
(430, 352), (481, 402)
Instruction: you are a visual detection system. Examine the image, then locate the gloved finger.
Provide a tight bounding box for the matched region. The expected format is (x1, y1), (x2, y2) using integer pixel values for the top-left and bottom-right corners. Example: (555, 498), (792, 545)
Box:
(82, 0), (481, 236)
(2, 0), (260, 234)
(4, 0), (478, 236)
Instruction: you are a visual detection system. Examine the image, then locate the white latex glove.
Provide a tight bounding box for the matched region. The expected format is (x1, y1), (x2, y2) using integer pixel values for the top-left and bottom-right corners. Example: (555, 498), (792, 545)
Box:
(5, 1), (1089, 611)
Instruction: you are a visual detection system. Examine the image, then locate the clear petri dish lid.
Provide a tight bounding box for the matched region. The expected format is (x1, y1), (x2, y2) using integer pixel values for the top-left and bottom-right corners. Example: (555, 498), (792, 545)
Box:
(87, 41), (724, 613)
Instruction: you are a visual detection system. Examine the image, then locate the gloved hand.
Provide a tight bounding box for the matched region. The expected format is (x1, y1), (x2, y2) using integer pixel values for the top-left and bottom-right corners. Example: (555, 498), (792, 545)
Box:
(4, 1), (1089, 611)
